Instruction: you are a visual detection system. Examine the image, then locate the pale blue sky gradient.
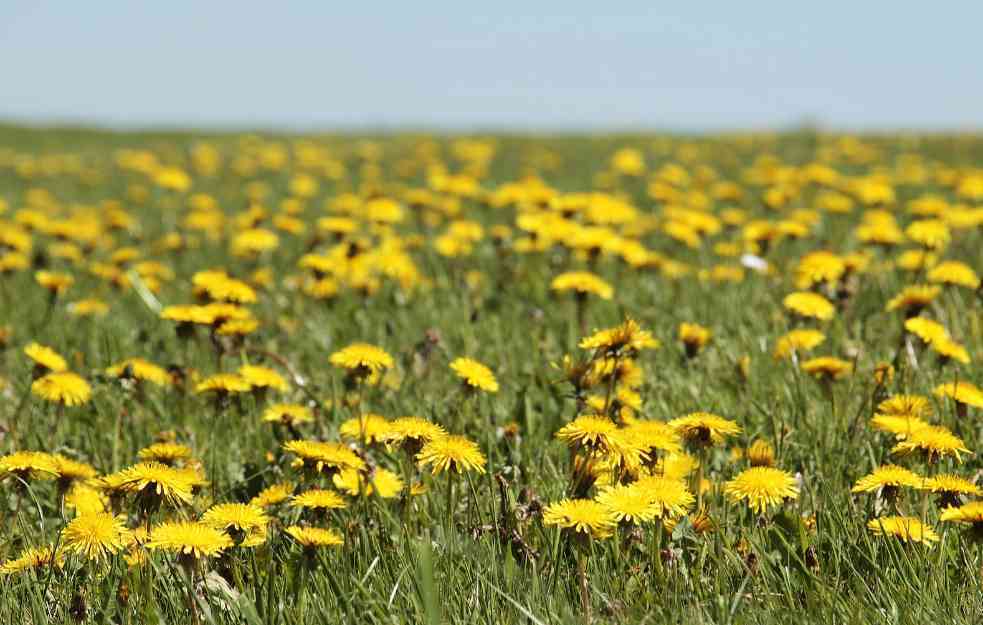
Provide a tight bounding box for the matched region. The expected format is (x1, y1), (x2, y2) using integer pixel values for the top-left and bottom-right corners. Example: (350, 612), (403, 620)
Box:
(1, 2), (980, 131)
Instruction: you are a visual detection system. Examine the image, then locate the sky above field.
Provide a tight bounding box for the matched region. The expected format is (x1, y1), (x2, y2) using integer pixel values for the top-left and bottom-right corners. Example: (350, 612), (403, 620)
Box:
(1, 3), (980, 131)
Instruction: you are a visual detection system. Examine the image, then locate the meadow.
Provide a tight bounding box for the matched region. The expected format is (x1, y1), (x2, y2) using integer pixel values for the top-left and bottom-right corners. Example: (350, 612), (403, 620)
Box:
(0, 124), (982, 624)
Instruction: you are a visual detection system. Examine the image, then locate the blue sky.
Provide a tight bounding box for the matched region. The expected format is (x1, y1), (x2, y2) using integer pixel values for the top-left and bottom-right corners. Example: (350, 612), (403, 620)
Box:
(1, 2), (980, 131)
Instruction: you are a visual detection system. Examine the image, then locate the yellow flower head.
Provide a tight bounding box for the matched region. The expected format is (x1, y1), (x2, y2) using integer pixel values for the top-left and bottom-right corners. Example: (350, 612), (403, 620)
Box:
(631, 475), (695, 518)
(250, 482), (295, 508)
(724, 467), (799, 514)
(31, 372), (92, 406)
(262, 403), (314, 426)
(238, 364), (289, 391)
(800, 356), (853, 381)
(329, 343), (394, 375)
(202, 503), (269, 547)
(669, 412), (741, 447)
(62, 512), (132, 562)
(291, 489), (348, 511)
(891, 426), (971, 462)
(106, 358), (171, 386)
(851, 465), (924, 494)
(137, 442), (194, 465)
(550, 271), (614, 300)
(417, 435), (487, 475)
(449, 357), (499, 393)
(285, 525), (344, 549)
(339, 414), (392, 445)
(940, 501), (983, 525)
(773, 329), (825, 360)
(783, 292), (835, 321)
(579, 318), (659, 355)
(543, 499), (617, 539)
(333, 467), (404, 498)
(24, 342), (68, 373)
(867, 516), (938, 544)
(885, 285), (941, 313)
(147, 521), (232, 560)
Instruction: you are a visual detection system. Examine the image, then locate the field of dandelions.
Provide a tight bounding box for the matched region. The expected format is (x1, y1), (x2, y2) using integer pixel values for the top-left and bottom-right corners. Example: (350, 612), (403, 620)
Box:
(1, 125), (982, 624)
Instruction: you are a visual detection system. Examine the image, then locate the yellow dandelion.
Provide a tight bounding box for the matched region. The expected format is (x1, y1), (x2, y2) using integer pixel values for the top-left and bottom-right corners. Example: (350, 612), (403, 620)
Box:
(773, 329), (825, 360)
(31, 371), (92, 406)
(724, 467), (799, 514)
(250, 482), (295, 508)
(329, 343), (394, 375)
(417, 435), (487, 475)
(291, 489), (348, 511)
(851, 465), (924, 494)
(550, 271), (614, 300)
(668, 412), (741, 447)
(783, 292), (835, 321)
(449, 357), (499, 393)
(333, 467), (404, 499)
(238, 364), (289, 391)
(543, 498), (617, 539)
(891, 425), (970, 462)
(285, 526), (344, 549)
(262, 403), (314, 426)
(106, 358), (171, 386)
(24, 342), (68, 373)
(147, 521), (232, 560)
(61, 512), (132, 562)
(632, 475), (696, 518)
(867, 516), (938, 544)
(339, 414), (392, 444)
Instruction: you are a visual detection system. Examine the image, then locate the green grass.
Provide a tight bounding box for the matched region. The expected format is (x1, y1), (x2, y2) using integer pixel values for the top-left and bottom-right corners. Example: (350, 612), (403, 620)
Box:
(0, 125), (982, 624)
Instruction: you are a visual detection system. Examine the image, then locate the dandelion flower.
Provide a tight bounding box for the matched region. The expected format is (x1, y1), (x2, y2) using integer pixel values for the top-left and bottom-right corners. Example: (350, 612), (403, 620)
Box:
(783, 292), (835, 321)
(890, 425), (970, 462)
(724, 467), (799, 514)
(595, 483), (659, 524)
(285, 526), (344, 550)
(0, 451), (59, 481)
(543, 499), (617, 539)
(384, 416), (447, 452)
(885, 285), (940, 314)
(339, 414), (392, 444)
(329, 343), (394, 375)
(106, 358), (171, 386)
(31, 371), (92, 406)
(940, 501), (983, 526)
(870, 414), (931, 439)
(147, 521), (232, 561)
(678, 322), (712, 357)
(773, 329), (825, 360)
(239, 364), (289, 391)
(801, 357), (853, 381)
(867, 516), (938, 544)
(669, 412), (741, 447)
(291, 489), (348, 512)
(851, 465), (924, 495)
(417, 435), (487, 475)
(333, 467), (404, 498)
(137, 442), (193, 465)
(555, 415), (619, 452)
(283, 440), (365, 475)
(934, 381), (983, 411)
(550, 271), (614, 300)
(0, 546), (63, 576)
(449, 357), (499, 393)
(195, 373), (251, 395)
(250, 482), (295, 508)
(927, 261), (980, 289)
(202, 503), (269, 547)
(262, 403), (314, 427)
(632, 475), (695, 517)
(579, 318), (659, 355)
(107, 462), (195, 509)
(61, 512), (132, 562)
(24, 342), (68, 373)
